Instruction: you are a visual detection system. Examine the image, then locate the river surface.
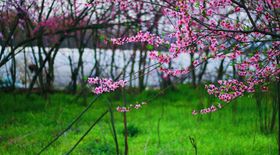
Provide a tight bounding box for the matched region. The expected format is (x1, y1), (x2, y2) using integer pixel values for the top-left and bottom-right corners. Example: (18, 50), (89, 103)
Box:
(0, 47), (232, 89)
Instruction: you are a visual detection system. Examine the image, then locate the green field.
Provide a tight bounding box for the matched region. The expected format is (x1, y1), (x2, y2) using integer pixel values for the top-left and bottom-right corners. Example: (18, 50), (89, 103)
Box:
(0, 85), (278, 155)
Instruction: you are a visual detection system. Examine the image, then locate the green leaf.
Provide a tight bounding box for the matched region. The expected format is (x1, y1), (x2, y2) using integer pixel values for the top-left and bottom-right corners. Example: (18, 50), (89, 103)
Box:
(165, 44), (170, 48)
(175, 6), (179, 11)
(195, 2), (200, 8)
(99, 35), (105, 41)
(242, 25), (251, 31)
(146, 44), (154, 50)
(202, 10), (207, 18)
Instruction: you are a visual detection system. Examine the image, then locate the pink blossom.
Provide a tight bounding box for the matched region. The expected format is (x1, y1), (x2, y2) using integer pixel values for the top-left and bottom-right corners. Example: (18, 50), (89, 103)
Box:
(88, 77), (127, 95)
(235, 7), (241, 12)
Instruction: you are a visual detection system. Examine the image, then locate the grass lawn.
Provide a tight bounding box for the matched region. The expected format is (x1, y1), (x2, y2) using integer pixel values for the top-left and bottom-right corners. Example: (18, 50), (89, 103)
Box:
(0, 85), (278, 155)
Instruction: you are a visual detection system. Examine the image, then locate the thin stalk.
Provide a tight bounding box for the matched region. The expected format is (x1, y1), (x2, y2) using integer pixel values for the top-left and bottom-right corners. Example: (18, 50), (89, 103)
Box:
(122, 88), (129, 155)
(276, 56), (280, 155)
(107, 99), (120, 155)
(37, 95), (100, 154)
(64, 110), (108, 155)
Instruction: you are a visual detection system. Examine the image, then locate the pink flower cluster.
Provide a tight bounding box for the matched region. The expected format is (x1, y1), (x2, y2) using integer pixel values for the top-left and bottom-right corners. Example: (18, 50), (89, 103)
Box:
(109, 0), (280, 108)
(236, 49), (280, 79)
(148, 51), (171, 64)
(192, 104), (223, 115)
(206, 80), (249, 102)
(206, 44), (279, 103)
(111, 31), (166, 47)
(88, 77), (127, 94)
(116, 102), (147, 112)
(157, 56), (207, 77)
(33, 18), (58, 34)
(159, 67), (190, 77)
(83, 0), (130, 10)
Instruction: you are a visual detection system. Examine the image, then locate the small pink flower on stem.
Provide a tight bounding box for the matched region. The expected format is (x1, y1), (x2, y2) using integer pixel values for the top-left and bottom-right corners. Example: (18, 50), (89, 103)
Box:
(117, 102), (147, 112)
(88, 77), (127, 95)
(193, 104), (222, 115)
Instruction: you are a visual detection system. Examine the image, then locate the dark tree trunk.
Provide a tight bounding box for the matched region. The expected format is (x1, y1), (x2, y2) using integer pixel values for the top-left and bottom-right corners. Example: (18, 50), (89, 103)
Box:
(28, 39), (62, 94)
(10, 49), (16, 90)
(190, 53), (196, 87)
(197, 50), (209, 84)
(197, 61), (208, 84)
(216, 58), (225, 81)
(110, 47), (116, 80)
(161, 62), (173, 89)
(138, 49), (147, 91)
(129, 47), (137, 87)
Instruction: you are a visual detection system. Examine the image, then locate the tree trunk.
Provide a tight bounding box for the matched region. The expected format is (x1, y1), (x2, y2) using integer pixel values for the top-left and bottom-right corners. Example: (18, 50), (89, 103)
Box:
(110, 47), (116, 80)
(216, 58), (225, 81)
(138, 49), (147, 91)
(197, 50), (209, 84)
(10, 48), (16, 90)
(190, 53), (196, 87)
(129, 47), (137, 87)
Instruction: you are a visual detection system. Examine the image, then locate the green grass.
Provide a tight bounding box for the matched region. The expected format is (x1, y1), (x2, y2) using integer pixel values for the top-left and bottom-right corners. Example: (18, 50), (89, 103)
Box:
(0, 85), (278, 155)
